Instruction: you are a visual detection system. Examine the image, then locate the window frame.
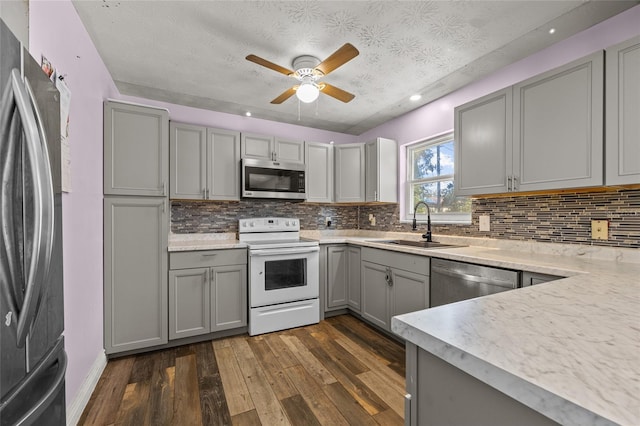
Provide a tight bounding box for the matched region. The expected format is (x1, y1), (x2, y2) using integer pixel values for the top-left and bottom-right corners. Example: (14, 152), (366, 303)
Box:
(404, 132), (471, 224)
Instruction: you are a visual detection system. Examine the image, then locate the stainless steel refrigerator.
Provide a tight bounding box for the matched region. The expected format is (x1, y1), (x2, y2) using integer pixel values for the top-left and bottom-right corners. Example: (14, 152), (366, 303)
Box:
(0, 19), (66, 425)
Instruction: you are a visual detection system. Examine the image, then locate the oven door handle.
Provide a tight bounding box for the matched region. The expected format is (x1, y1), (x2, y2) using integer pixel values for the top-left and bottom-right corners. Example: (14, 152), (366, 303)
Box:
(250, 247), (319, 257)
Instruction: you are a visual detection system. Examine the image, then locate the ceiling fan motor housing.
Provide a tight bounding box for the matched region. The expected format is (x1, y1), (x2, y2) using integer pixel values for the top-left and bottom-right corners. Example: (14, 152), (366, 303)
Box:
(292, 55), (323, 80)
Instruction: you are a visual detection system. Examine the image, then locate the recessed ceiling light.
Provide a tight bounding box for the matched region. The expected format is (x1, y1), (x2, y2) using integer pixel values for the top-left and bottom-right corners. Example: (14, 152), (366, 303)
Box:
(549, 28), (556, 35)
(410, 94), (422, 101)
(245, 111), (252, 117)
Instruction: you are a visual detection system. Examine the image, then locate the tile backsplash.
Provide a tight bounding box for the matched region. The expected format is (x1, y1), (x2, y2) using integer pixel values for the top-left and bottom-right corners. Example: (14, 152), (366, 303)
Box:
(172, 188), (639, 248)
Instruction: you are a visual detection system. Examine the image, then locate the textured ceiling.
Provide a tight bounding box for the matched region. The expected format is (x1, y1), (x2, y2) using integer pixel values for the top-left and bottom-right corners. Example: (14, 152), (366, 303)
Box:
(72, 1), (636, 135)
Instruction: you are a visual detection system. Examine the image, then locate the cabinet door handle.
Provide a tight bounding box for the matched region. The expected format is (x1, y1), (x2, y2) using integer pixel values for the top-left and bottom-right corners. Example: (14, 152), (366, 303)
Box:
(374, 190), (378, 201)
(507, 176), (512, 191)
(512, 176), (518, 191)
(162, 182), (166, 196)
(203, 188), (207, 199)
(201, 253), (218, 257)
(204, 269), (208, 284)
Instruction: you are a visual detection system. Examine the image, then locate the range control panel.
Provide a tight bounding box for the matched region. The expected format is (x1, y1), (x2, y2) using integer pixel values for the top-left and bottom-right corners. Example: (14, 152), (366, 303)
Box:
(238, 217), (300, 233)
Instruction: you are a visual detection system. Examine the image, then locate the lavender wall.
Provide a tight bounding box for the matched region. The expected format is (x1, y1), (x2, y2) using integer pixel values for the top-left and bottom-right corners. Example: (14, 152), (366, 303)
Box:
(118, 94), (358, 144)
(359, 5), (640, 218)
(29, 0), (118, 406)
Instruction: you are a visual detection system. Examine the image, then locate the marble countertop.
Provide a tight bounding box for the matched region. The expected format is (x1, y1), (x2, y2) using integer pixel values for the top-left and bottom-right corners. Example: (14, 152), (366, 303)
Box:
(168, 230), (639, 424)
(168, 233), (246, 252)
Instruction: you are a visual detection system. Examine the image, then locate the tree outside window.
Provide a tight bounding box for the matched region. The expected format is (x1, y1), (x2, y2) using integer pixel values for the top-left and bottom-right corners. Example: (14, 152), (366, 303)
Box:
(407, 134), (471, 223)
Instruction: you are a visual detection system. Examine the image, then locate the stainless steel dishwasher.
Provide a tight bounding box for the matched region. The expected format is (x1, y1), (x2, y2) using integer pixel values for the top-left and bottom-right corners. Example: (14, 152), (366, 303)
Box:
(430, 258), (520, 307)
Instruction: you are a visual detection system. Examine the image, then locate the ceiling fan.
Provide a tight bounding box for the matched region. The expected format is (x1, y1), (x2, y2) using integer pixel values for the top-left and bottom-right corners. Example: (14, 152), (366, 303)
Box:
(246, 43), (359, 104)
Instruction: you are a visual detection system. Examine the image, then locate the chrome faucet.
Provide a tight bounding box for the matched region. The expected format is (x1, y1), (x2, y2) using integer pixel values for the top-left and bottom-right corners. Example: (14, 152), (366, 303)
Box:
(412, 201), (432, 242)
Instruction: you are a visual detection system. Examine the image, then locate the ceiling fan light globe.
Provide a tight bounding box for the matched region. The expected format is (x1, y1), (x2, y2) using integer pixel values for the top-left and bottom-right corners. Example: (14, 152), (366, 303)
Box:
(296, 82), (320, 103)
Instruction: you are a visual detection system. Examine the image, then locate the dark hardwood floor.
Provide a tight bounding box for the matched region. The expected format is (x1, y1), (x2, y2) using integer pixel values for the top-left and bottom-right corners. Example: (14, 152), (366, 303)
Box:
(79, 315), (406, 425)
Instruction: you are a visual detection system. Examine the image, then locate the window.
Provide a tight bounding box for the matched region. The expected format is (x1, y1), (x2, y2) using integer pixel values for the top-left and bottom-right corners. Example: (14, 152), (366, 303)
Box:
(406, 133), (471, 223)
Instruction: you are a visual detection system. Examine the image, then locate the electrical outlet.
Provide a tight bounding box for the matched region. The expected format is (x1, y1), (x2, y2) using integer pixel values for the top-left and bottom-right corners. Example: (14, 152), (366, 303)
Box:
(479, 215), (490, 232)
(325, 217), (331, 227)
(368, 214), (376, 226)
(591, 220), (608, 240)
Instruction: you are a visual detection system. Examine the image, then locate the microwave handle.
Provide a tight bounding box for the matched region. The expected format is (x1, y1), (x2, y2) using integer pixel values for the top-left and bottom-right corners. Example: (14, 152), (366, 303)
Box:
(250, 247), (319, 257)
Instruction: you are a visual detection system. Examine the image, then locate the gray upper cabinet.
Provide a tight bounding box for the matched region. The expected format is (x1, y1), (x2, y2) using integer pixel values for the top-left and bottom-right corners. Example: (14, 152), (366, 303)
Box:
(168, 249), (247, 340)
(605, 36), (640, 185)
(456, 52), (604, 195)
(241, 133), (273, 160)
(207, 128), (241, 200)
(104, 197), (168, 354)
(275, 138), (305, 164)
(513, 51), (604, 191)
(104, 101), (168, 196)
(169, 122), (207, 199)
(170, 123), (240, 200)
(365, 138), (398, 202)
(335, 143), (365, 202)
(305, 142), (333, 203)
(241, 133), (304, 163)
(455, 88), (512, 196)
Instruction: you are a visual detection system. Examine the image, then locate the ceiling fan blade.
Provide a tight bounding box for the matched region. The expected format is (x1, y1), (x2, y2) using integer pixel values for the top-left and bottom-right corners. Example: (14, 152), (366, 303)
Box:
(246, 54), (294, 76)
(315, 43), (359, 76)
(320, 83), (355, 103)
(271, 87), (297, 104)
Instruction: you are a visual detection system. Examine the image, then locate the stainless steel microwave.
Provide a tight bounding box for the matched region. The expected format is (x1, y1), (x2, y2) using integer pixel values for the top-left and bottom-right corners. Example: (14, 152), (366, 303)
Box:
(241, 158), (306, 200)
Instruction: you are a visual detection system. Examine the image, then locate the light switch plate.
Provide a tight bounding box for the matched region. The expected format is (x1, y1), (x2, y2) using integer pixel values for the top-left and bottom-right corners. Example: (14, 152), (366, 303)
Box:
(479, 215), (490, 232)
(591, 220), (608, 240)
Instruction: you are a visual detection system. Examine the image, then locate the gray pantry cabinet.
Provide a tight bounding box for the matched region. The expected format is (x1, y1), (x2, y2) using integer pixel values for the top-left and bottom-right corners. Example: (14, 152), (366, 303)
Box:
(455, 51), (604, 195)
(361, 248), (429, 333)
(169, 122), (241, 200)
(103, 197), (168, 354)
(168, 249), (247, 340)
(605, 36), (640, 185)
(240, 132), (305, 164)
(103, 101), (170, 355)
(325, 245), (361, 313)
(365, 138), (398, 202)
(334, 143), (365, 202)
(104, 101), (169, 196)
(305, 141), (334, 203)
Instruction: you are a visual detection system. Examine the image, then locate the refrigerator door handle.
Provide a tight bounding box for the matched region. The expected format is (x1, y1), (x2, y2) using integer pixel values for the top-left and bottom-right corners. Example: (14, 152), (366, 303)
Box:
(0, 338), (67, 424)
(10, 69), (55, 348)
(0, 76), (22, 321)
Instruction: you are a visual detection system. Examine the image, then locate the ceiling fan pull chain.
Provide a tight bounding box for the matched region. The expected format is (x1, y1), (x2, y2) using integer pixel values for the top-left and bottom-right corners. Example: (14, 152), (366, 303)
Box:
(315, 96), (319, 116)
(297, 98), (301, 121)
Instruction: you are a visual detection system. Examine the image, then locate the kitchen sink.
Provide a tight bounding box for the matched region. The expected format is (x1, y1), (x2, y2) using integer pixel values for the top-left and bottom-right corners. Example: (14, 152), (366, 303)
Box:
(378, 240), (466, 249)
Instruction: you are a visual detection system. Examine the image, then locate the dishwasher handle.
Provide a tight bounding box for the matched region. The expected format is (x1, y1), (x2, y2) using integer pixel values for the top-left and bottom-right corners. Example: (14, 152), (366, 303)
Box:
(431, 265), (517, 289)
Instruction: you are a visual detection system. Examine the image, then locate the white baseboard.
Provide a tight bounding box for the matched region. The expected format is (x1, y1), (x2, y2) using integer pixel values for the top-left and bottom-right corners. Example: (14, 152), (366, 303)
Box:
(66, 351), (107, 426)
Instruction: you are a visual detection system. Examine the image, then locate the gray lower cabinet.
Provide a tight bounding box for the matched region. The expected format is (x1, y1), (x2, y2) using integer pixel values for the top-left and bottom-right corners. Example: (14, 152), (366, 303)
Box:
(605, 35), (640, 185)
(405, 343), (559, 426)
(104, 101), (169, 196)
(325, 245), (361, 313)
(334, 143), (365, 202)
(169, 122), (241, 200)
(361, 248), (429, 332)
(168, 249), (247, 340)
(104, 196), (168, 354)
(305, 142), (333, 203)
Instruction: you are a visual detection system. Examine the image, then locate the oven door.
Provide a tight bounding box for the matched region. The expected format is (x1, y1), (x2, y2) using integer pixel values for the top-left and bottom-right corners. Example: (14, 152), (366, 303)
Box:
(249, 246), (319, 307)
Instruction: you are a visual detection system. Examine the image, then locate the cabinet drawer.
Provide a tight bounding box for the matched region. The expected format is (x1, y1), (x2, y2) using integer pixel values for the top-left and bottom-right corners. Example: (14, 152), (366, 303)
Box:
(170, 249), (246, 269)
(362, 247), (430, 276)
